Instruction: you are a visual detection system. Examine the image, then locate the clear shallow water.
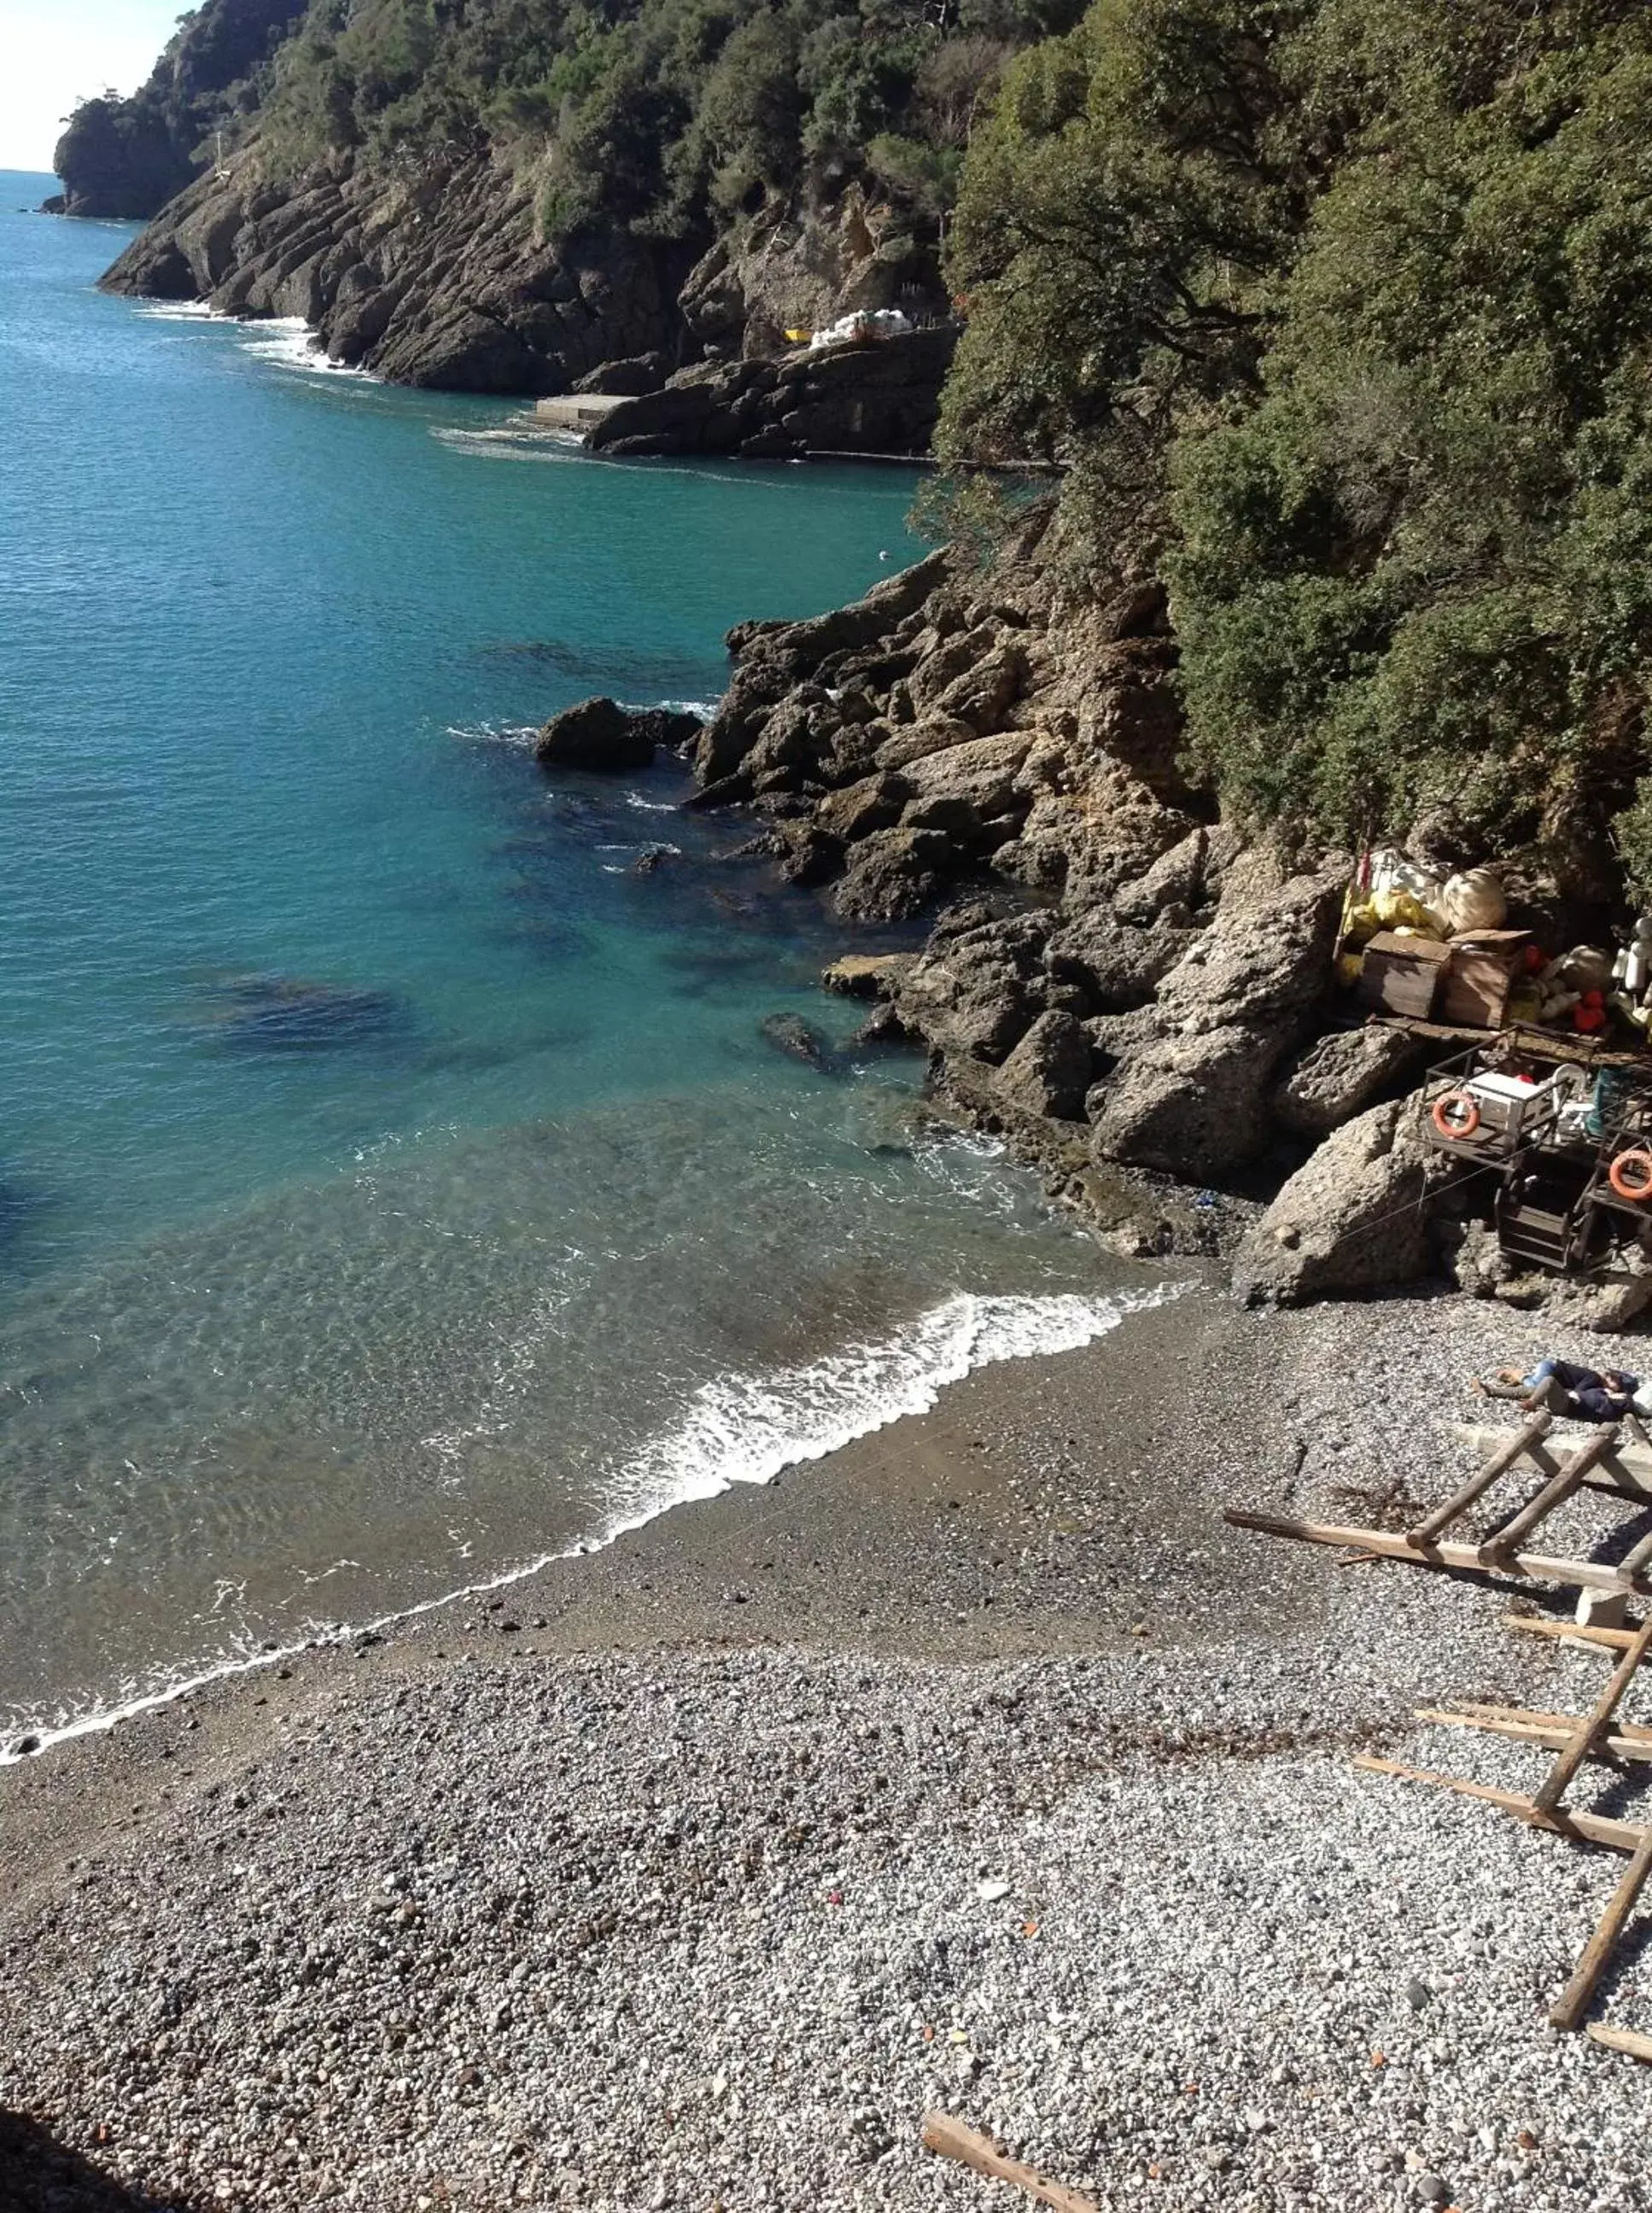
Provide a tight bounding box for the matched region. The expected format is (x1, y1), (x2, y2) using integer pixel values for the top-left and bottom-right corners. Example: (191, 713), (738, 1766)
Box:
(0, 175), (1166, 1747)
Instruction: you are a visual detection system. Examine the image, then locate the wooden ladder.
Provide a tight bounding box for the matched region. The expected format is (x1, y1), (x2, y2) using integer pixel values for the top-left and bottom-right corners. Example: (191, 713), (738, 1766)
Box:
(1357, 1612), (1652, 2051)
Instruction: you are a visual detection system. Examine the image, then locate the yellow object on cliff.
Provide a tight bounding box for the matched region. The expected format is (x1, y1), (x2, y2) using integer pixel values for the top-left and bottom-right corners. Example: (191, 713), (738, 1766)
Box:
(1343, 889), (1443, 945)
(784, 328), (813, 344)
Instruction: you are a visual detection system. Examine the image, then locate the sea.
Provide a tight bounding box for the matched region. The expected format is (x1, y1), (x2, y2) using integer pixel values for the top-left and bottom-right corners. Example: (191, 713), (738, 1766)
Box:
(0, 172), (1172, 1755)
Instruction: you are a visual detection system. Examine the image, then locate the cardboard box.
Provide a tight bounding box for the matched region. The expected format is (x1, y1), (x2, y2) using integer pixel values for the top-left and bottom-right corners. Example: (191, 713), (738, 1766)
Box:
(1442, 930), (1531, 1029)
(1358, 931), (1451, 1019)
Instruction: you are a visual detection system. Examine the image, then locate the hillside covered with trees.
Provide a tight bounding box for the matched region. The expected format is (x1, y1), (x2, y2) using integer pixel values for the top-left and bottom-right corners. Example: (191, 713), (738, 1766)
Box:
(939, 0), (1652, 888)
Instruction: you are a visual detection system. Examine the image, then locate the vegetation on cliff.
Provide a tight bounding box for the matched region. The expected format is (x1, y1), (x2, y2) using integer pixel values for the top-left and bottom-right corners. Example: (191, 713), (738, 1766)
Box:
(941, 0), (1652, 888)
(52, 0), (306, 216)
(256, 0), (1078, 242)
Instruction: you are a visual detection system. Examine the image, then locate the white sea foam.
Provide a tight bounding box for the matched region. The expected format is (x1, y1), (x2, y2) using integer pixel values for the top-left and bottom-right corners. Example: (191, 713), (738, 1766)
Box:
(135, 301), (369, 377)
(446, 719), (541, 749)
(238, 315), (368, 377)
(431, 426), (583, 459)
(134, 300), (225, 323)
(0, 1279), (1187, 1766)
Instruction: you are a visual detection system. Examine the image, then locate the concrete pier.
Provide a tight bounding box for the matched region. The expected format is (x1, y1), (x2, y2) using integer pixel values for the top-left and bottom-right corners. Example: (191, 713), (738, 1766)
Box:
(533, 394), (627, 432)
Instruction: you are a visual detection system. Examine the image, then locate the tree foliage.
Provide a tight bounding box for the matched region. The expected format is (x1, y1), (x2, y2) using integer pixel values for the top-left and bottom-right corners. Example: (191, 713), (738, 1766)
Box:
(941, 0), (1652, 884)
(259, 0), (1083, 245)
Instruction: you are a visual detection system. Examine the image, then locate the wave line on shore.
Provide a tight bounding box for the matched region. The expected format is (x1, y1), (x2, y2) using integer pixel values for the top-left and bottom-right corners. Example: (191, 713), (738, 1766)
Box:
(1, 1279), (1188, 1768)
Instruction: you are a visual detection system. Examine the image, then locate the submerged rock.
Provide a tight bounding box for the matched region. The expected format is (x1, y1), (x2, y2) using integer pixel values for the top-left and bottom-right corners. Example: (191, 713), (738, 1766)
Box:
(193, 974), (406, 1054)
(759, 1012), (838, 1072)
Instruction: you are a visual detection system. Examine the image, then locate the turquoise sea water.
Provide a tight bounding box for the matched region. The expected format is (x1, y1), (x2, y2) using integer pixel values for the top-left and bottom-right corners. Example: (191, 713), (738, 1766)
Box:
(0, 175), (1158, 1746)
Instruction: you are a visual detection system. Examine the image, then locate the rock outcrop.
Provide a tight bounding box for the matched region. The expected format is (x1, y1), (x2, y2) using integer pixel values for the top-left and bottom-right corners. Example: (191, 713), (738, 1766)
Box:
(102, 154), (693, 392)
(535, 698), (701, 773)
(673, 522), (1457, 1297)
(50, 0), (305, 219)
(587, 328), (957, 461)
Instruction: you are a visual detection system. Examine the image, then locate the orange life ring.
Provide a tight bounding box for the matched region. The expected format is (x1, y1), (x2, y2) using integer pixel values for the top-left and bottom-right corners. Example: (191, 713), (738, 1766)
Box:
(1609, 1147), (1652, 1201)
(1432, 1091), (1480, 1141)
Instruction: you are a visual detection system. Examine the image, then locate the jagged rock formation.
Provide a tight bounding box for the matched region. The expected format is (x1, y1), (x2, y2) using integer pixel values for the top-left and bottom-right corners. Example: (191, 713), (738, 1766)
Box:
(49, 0), (305, 218)
(587, 327), (957, 460)
(677, 518), (1446, 1282)
(101, 155), (691, 392)
(98, 144), (960, 437)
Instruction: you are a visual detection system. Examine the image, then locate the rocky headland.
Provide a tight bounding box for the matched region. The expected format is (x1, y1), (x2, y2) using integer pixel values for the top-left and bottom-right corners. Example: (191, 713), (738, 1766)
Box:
(598, 517), (1456, 1311)
(46, 0), (307, 219)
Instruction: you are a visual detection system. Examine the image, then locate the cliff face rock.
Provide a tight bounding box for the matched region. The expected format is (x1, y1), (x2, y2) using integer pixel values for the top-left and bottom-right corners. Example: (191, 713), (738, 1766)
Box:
(587, 326), (957, 461)
(96, 139), (959, 435)
(101, 153), (694, 392)
(50, 0), (306, 218)
(679, 185), (949, 358)
(683, 520), (1446, 1293)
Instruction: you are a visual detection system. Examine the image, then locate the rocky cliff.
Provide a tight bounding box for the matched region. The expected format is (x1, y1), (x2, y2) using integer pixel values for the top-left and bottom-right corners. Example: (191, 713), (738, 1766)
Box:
(100, 153), (692, 392)
(663, 517), (1454, 1301)
(101, 149), (954, 438)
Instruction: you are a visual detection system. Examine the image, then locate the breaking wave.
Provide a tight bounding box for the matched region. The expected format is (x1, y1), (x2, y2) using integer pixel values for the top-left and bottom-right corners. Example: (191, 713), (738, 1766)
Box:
(2, 1281), (1185, 1766)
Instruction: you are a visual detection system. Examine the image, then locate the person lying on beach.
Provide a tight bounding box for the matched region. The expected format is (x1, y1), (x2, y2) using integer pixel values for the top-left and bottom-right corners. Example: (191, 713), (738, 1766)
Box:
(1476, 1357), (1642, 1422)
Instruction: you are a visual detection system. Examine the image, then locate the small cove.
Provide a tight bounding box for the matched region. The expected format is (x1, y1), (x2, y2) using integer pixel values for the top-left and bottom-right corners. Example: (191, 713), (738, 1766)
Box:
(0, 176), (1170, 1747)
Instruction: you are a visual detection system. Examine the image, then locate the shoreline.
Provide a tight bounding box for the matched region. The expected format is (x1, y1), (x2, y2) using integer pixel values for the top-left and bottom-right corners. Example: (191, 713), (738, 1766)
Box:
(9, 1284), (1652, 2210)
(0, 1278), (1195, 1770)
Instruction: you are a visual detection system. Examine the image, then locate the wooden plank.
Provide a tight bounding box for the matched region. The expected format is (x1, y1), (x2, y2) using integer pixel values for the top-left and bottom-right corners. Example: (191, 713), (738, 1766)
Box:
(1453, 1423), (1652, 1499)
(1503, 1612), (1640, 1650)
(1550, 1825), (1652, 2029)
(1479, 1428), (1619, 1564)
(1415, 1707), (1652, 1763)
(1615, 1522), (1652, 1586)
(1351, 1754), (1645, 1851)
(1445, 1698), (1652, 1743)
(1532, 1618), (1652, 1818)
(1223, 1508), (1649, 1597)
(1410, 1412), (1556, 1544)
(1585, 2022), (1652, 2062)
(920, 2114), (1100, 2213)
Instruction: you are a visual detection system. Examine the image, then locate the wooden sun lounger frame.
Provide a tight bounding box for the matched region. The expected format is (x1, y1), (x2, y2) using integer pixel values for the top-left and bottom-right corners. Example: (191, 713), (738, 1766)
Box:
(1225, 1417), (1652, 2059)
(1225, 1410), (1652, 1594)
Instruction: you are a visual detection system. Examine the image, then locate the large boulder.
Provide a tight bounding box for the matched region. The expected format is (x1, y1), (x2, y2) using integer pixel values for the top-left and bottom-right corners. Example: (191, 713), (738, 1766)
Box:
(820, 953), (916, 999)
(1044, 911), (1199, 1014)
(1088, 1024), (1277, 1179)
(992, 1010), (1092, 1121)
(831, 829), (954, 921)
(1154, 861), (1344, 1036)
(896, 732), (1031, 836)
(536, 698), (699, 772)
(892, 912), (1052, 1063)
(1271, 1025), (1424, 1139)
(1231, 1099), (1431, 1305)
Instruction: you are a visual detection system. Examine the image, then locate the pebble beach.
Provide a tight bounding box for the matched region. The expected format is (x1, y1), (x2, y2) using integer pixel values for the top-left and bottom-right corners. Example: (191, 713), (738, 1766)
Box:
(5, 1288), (1652, 2213)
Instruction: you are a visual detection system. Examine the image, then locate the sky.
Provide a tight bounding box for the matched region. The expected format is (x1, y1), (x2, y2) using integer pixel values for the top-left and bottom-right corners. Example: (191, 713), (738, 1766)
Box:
(3, 0), (186, 173)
